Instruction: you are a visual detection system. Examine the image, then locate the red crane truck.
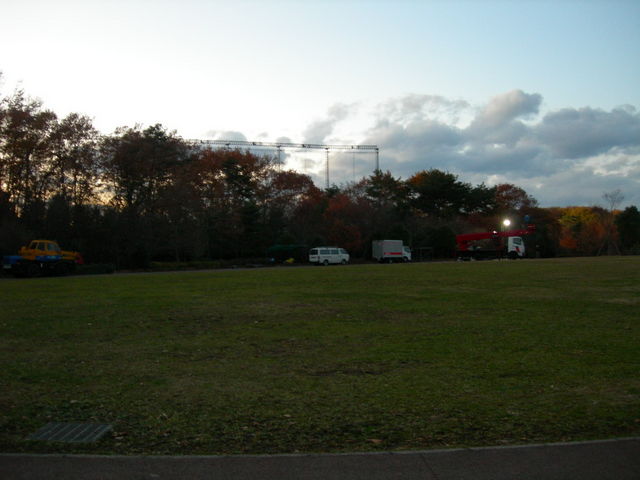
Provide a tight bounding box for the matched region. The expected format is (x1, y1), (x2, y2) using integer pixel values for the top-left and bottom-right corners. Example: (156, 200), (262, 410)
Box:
(456, 224), (536, 260)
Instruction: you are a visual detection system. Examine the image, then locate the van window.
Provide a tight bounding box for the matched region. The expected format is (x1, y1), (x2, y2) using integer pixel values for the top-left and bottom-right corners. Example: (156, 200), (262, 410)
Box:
(340, 248), (347, 254)
(513, 237), (522, 245)
(310, 249), (318, 255)
(330, 249), (338, 254)
(320, 249), (330, 255)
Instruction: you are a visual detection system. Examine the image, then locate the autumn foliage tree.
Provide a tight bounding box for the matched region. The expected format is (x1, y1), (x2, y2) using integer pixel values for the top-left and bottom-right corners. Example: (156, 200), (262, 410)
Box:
(0, 88), (101, 253)
(2, 83), (637, 267)
(99, 124), (190, 266)
(494, 183), (539, 214)
(558, 207), (607, 255)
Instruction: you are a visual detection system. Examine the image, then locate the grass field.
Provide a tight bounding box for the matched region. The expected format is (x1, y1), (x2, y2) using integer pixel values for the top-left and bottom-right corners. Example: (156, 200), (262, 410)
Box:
(1, 257), (639, 455)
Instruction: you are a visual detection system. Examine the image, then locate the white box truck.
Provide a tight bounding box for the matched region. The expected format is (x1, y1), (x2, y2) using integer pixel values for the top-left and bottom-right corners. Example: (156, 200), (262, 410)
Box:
(372, 240), (412, 263)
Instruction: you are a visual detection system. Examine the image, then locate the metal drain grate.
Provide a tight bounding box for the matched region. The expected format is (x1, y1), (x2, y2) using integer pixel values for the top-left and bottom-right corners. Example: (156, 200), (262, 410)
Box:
(28, 422), (112, 443)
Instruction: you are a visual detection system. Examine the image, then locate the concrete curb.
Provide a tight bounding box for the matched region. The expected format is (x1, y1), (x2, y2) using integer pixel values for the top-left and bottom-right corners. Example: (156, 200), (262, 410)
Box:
(2, 437), (639, 479)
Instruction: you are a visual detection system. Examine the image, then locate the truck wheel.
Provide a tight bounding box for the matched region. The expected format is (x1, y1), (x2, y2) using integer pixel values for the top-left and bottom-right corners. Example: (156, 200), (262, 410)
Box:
(508, 251), (518, 260)
(323, 260), (329, 266)
(54, 262), (69, 276)
(12, 265), (27, 278)
(26, 263), (40, 278)
(341, 259), (347, 265)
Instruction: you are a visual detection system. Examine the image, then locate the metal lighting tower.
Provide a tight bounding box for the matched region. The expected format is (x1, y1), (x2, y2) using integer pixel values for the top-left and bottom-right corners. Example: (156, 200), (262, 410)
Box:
(325, 147), (330, 189)
(189, 139), (379, 188)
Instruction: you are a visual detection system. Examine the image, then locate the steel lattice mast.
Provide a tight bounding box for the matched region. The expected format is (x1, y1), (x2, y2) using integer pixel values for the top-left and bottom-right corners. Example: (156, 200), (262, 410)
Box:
(188, 139), (379, 188)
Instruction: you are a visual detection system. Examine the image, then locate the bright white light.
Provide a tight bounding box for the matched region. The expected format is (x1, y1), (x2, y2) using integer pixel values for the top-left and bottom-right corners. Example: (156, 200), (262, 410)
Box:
(503, 219), (511, 227)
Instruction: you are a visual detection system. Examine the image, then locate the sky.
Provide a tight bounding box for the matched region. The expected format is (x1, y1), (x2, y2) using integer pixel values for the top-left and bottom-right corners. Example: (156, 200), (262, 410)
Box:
(1, 0), (639, 207)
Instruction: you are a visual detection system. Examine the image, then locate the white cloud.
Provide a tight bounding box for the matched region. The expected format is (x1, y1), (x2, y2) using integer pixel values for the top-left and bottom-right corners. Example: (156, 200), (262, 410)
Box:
(464, 90), (542, 148)
(581, 148), (640, 177)
(198, 90), (640, 207)
(473, 90), (542, 128)
(376, 94), (471, 127)
(302, 103), (354, 144)
(351, 90), (639, 206)
(534, 105), (640, 159)
(204, 130), (248, 142)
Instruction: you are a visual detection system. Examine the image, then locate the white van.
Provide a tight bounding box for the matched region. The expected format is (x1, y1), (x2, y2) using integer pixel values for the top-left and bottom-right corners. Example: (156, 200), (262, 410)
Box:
(309, 247), (350, 265)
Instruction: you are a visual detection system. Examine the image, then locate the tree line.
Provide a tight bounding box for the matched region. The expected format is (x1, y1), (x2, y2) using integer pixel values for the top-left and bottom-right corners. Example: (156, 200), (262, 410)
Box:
(1, 87), (639, 268)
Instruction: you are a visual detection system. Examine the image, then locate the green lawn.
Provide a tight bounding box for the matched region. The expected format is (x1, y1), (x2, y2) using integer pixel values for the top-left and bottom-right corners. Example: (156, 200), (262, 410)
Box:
(1, 257), (639, 454)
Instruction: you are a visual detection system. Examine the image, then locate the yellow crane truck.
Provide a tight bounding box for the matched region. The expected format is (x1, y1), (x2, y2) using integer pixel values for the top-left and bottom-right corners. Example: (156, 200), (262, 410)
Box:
(2, 240), (83, 277)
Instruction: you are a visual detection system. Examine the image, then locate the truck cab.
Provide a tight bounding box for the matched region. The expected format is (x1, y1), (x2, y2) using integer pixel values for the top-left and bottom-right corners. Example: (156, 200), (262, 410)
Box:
(507, 236), (525, 259)
(19, 240), (63, 261)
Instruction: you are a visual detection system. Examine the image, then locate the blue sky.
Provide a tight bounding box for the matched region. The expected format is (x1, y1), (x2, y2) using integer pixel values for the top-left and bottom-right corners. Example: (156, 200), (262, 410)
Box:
(1, 0), (639, 206)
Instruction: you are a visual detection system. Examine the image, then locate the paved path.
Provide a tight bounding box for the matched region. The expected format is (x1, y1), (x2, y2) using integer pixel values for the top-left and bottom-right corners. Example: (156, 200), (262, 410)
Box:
(2, 438), (639, 479)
